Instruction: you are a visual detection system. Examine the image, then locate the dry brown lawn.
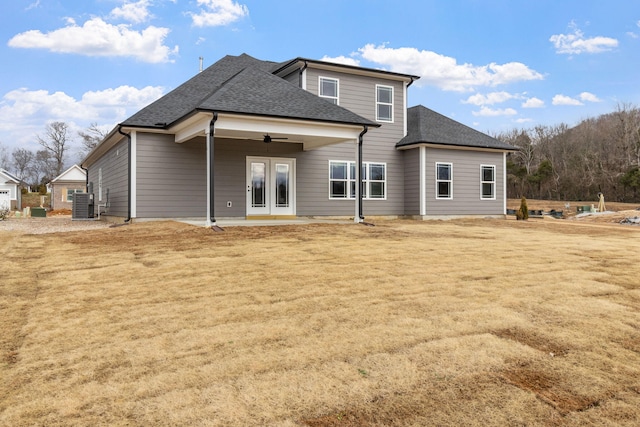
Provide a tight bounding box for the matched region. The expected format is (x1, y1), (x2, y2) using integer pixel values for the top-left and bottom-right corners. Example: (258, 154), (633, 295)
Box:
(1, 217), (640, 426)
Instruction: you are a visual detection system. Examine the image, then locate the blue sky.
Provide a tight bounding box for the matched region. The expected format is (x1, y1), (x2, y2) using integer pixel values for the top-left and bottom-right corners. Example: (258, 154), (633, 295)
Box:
(1, 0), (639, 162)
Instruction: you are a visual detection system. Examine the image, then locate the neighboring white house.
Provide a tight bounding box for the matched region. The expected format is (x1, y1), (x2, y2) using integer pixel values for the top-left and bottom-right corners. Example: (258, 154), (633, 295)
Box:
(0, 168), (21, 210)
(49, 164), (86, 211)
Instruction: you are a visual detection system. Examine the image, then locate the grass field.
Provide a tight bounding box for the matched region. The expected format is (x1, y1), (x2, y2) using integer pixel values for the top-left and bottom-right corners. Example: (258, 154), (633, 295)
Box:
(1, 218), (640, 426)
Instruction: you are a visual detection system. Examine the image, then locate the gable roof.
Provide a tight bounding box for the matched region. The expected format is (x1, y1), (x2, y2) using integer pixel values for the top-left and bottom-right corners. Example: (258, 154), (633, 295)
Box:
(0, 168), (20, 184)
(272, 57), (421, 83)
(51, 164), (86, 183)
(397, 105), (517, 151)
(123, 53), (377, 129)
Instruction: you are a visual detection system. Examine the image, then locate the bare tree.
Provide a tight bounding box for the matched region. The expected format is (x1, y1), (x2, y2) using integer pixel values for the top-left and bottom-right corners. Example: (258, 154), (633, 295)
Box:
(11, 148), (34, 182)
(37, 121), (69, 177)
(0, 141), (12, 170)
(32, 150), (56, 186)
(78, 122), (108, 155)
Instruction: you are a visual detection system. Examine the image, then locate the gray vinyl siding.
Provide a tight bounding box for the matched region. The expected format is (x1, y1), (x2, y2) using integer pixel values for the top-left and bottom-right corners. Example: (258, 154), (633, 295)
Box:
(403, 149), (420, 215)
(301, 68), (406, 216)
(424, 148), (504, 216)
(87, 137), (129, 217)
(136, 133), (207, 218)
(135, 134), (303, 218)
(280, 70), (299, 86)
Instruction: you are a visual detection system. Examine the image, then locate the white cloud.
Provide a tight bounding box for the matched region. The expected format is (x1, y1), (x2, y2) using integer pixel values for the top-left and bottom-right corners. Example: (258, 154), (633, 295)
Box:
(522, 97), (545, 108)
(320, 55), (360, 67)
(552, 94), (583, 106)
(579, 92), (601, 102)
(462, 91), (516, 106)
(190, 0), (249, 27)
(357, 44), (543, 92)
(0, 86), (164, 148)
(26, 0), (40, 11)
(110, 0), (152, 24)
(627, 32), (639, 39)
(515, 118), (534, 124)
(550, 22), (618, 54)
(7, 17), (178, 63)
(472, 106), (518, 117)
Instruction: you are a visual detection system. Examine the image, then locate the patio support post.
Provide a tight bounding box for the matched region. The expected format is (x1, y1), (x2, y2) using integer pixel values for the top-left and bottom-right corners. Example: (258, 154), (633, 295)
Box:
(207, 113), (218, 226)
(356, 125), (368, 223)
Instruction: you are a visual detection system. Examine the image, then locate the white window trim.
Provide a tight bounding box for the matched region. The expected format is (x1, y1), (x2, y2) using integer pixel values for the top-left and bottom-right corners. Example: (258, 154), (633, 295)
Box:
(319, 76), (339, 105)
(328, 160), (387, 200)
(480, 164), (496, 200)
(435, 162), (453, 200)
(376, 84), (394, 123)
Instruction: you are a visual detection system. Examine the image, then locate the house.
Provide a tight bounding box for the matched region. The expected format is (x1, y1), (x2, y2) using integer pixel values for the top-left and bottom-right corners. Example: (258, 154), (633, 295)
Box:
(49, 164), (87, 211)
(0, 169), (21, 211)
(82, 53), (516, 224)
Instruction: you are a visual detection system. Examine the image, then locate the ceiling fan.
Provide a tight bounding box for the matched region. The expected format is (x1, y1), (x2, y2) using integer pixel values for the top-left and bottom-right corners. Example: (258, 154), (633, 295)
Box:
(263, 134), (288, 143)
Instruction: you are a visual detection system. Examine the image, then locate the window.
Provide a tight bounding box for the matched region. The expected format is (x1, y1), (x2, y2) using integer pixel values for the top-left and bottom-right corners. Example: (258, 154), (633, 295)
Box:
(66, 189), (84, 202)
(436, 163), (452, 199)
(481, 165), (496, 200)
(319, 77), (338, 104)
(329, 161), (386, 199)
(376, 85), (393, 122)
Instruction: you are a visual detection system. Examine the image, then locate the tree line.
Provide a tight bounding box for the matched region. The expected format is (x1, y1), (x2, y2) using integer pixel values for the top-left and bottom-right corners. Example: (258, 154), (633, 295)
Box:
(495, 103), (640, 203)
(0, 122), (106, 190)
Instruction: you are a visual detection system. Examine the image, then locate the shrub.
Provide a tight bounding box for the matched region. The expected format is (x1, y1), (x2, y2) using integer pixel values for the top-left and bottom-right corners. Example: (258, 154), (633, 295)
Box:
(0, 207), (9, 221)
(517, 196), (529, 221)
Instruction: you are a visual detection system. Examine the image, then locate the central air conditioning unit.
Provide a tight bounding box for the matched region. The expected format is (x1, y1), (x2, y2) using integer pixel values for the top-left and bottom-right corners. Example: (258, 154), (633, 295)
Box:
(72, 192), (94, 220)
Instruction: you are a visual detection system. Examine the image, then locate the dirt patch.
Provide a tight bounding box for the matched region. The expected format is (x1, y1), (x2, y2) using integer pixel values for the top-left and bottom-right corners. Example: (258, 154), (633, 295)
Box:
(502, 367), (604, 414)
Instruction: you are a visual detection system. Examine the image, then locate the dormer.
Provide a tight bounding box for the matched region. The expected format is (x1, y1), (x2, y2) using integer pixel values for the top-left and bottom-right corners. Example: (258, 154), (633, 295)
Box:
(273, 58), (419, 137)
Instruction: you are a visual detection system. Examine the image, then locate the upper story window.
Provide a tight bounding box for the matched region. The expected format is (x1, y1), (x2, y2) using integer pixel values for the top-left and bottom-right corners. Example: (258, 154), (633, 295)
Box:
(480, 165), (496, 200)
(319, 77), (339, 104)
(436, 162), (453, 199)
(376, 85), (393, 122)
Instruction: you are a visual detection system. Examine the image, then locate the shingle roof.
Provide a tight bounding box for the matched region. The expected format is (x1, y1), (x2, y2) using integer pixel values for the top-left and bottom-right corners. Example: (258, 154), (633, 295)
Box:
(123, 53), (376, 129)
(397, 105), (517, 151)
(0, 168), (20, 184)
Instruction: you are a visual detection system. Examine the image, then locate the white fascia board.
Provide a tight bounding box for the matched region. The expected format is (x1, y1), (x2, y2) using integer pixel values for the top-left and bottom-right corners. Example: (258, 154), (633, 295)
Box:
(396, 143), (516, 153)
(173, 113), (212, 143)
(216, 114), (364, 150)
(169, 112), (366, 150)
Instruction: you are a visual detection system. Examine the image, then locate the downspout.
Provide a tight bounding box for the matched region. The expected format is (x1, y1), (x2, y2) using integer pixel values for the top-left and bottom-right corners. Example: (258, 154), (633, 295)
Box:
(299, 60), (308, 89)
(118, 126), (132, 223)
(358, 126), (368, 221)
(209, 113), (218, 226)
(80, 165), (89, 192)
(80, 164), (90, 215)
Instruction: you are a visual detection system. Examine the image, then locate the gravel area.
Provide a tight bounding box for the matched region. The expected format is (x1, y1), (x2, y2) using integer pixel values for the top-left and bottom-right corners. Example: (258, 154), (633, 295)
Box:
(0, 216), (112, 234)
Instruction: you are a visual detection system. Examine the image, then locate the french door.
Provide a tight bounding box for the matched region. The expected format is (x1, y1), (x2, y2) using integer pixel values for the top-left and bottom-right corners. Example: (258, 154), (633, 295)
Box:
(246, 157), (296, 216)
